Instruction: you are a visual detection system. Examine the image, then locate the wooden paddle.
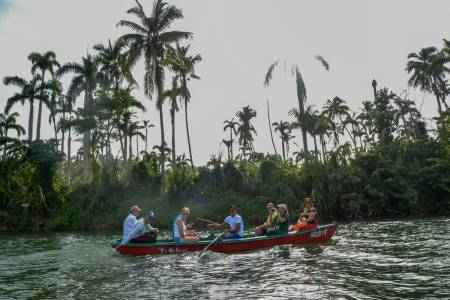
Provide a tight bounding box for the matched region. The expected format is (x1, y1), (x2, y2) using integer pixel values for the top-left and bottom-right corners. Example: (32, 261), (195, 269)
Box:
(197, 231), (226, 259)
(196, 217), (221, 225)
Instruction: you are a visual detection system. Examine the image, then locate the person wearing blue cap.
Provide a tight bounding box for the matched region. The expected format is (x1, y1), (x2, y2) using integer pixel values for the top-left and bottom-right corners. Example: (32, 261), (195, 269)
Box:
(121, 211), (159, 244)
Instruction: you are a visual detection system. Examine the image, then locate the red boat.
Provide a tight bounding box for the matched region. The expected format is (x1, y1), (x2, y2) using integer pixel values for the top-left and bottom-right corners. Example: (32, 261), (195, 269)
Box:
(112, 222), (339, 256)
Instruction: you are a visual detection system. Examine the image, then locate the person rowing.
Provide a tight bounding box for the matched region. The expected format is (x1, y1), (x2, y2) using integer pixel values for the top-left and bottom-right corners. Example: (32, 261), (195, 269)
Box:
(173, 207), (199, 242)
(290, 197), (319, 231)
(266, 204), (290, 235)
(254, 202), (277, 236)
(121, 211), (159, 244)
(207, 205), (244, 239)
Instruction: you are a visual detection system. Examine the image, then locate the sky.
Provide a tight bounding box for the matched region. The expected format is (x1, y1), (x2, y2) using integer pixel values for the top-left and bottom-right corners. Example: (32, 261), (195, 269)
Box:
(0, 0), (449, 164)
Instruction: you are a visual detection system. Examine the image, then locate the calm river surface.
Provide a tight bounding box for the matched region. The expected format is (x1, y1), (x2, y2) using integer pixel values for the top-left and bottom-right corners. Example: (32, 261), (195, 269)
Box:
(0, 217), (449, 299)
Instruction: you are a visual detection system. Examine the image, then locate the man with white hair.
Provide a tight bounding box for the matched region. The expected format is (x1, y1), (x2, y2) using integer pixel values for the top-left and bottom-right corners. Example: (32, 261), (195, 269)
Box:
(122, 205), (141, 240)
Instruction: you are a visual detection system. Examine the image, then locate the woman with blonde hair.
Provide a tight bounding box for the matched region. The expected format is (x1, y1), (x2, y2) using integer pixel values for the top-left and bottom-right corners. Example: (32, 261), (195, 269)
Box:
(173, 207), (199, 242)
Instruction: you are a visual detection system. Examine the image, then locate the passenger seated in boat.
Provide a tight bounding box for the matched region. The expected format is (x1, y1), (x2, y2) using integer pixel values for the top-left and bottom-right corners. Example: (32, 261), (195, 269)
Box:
(207, 205), (244, 239)
(173, 207), (199, 242)
(121, 211), (159, 244)
(122, 205), (141, 241)
(254, 202), (277, 236)
(290, 197), (319, 231)
(266, 204), (290, 235)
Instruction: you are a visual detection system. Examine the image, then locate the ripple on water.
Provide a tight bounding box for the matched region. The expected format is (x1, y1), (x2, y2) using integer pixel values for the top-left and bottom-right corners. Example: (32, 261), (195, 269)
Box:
(0, 216), (449, 299)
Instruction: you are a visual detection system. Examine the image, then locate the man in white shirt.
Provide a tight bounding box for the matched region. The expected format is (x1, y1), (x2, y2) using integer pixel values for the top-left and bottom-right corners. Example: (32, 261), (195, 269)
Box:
(207, 205), (244, 239)
(122, 205), (141, 241)
(122, 211), (159, 244)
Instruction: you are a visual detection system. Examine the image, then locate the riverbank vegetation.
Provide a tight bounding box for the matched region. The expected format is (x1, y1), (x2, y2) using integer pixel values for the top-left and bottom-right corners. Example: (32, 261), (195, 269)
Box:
(1, 0), (449, 231)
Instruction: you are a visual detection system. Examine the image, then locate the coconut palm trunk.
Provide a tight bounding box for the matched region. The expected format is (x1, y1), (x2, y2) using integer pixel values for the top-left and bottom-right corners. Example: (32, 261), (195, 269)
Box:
(184, 95), (194, 172)
(171, 103), (176, 165)
(82, 90), (90, 184)
(36, 71), (45, 140)
(267, 100), (278, 155)
(313, 134), (319, 158)
(67, 125), (72, 185)
(61, 110), (65, 153)
(28, 99), (34, 142)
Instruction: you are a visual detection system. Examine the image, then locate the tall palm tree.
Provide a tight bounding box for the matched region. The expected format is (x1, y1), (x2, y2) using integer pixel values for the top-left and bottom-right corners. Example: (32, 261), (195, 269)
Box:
(405, 47), (449, 114)
(0, 111), (25, 158)
(272, 120), (291, 162)
(264, 58), (329, 162)
(118, 0), (191, 188)
(223, 118), (239, 159)
(3, 75), (46, 142)
(323, 97), (355, 148)
(163, 78), (181, 164)
(236, 105), (257, 158)
(110, 87), (146, 162)
(28, 51), (60, 140)
(128, 121), (145, 161)
(93, 38), (136, 89)
(57, 54), (104, 184)
(165, 43), (202, 172)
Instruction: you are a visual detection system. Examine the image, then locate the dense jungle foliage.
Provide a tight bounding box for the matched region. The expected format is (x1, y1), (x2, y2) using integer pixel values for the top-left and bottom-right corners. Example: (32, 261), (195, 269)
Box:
(1, 0), (449, 231)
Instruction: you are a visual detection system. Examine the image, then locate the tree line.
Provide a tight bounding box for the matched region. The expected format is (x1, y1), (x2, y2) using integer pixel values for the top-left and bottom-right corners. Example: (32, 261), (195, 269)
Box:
(0, 0), (449, 230)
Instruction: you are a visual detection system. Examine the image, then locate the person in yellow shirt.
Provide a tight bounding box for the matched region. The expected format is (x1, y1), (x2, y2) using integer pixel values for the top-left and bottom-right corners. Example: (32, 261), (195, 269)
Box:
(254, 202), (278, 236)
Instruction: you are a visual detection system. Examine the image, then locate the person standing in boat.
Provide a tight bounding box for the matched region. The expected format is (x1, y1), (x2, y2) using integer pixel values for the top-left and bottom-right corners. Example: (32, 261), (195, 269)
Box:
(266, 204), (290, 235)
(122, 205), (141, 240)
(121, 211), (159, 244)
(173, 207), (199, 242)
(254, 202), (277, 236)
(207, 205), (244, 239)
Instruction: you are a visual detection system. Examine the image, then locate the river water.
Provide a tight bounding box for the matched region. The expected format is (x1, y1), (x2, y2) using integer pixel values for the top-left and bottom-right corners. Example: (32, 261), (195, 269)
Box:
(0, 217), (449, 299)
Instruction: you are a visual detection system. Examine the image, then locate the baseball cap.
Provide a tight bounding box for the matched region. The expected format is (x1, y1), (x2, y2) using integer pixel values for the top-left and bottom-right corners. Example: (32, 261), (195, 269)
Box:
(146, 211), (156, 218)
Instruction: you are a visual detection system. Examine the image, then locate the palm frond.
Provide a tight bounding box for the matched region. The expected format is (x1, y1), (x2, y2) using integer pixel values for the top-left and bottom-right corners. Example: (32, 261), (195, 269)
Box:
(264, 59), (280, 86)
(314, 55), (330, 71)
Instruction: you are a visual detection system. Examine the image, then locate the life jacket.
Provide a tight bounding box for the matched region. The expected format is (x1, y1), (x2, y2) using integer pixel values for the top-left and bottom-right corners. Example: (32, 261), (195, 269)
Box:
(290, 221), (317, 232)
(301, 207), (319, 224)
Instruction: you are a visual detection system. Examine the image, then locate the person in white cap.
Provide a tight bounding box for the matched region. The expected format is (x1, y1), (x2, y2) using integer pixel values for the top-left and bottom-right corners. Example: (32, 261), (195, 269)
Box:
(122, 205), (142, 240)
(122, 211), (159, 244)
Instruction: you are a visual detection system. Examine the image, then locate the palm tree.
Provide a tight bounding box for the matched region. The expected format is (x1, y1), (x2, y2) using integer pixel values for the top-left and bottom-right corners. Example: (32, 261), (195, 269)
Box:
(57, 54), (104, 184)
(221, 139), (233, 161)
(223, 118), (239, 159)
(3, 75), (46, 142)
(165, 43), (202, 172)
(118, 0), (191, 189)
(236, 106), (257, 158)
(315, 113), (332, 161)
(272, 120), (291, 162)
(264, 58), (330, 162)
(163, 78), (181, 165)
(0, 111), (25, 158)
(128, 121), (145, 161)
(110, 87), (146, 162)
(28, 51), (60, 140)
(405, 47), (449, 114)
(323, 97), (355, 148)
(47, 78), (63, 140)
(93, 38), (136, 89)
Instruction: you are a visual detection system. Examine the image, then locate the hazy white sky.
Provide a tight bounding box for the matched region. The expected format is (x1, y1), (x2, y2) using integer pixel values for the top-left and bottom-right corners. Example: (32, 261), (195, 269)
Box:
(0, 0), (449, 164)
